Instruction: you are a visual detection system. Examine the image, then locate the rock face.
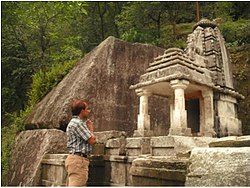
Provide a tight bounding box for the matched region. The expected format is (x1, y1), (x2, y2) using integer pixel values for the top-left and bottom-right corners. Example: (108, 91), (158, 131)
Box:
(7, 129), (67, 186)
(185, 147), (250, 186)
(24, 36), (167, 136)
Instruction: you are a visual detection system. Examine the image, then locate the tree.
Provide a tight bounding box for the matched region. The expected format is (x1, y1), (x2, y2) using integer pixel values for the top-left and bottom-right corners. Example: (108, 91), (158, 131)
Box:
(116, 2), (162, 44)
(1, 2), (33, 121)
(1, 2), (86, 126)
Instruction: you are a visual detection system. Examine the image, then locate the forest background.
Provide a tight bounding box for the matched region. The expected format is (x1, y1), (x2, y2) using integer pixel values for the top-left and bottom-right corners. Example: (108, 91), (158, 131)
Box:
(1, 1), (250, 183)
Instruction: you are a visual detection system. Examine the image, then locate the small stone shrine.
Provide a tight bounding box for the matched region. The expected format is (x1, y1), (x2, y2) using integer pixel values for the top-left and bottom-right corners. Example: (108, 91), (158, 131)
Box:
(130, 19), (244, 137)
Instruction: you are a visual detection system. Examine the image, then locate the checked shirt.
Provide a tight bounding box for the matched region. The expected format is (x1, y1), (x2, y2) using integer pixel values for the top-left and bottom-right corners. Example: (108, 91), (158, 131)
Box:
(66, 116), (92, 155)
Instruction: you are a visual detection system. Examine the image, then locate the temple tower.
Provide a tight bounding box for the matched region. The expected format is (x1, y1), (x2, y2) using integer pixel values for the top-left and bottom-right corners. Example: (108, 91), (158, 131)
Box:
(130, 19), (244, 137)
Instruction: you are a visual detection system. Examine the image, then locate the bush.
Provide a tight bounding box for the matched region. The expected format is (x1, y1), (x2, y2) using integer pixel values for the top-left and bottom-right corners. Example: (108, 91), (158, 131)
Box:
(27, 59), (78, 107)
(1, 109), (28, 184)
(220, 19), (250, 47)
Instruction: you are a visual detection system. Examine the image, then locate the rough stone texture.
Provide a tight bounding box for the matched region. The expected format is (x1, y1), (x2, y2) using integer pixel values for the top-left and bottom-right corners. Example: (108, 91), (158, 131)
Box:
(126, 137), (151, 156)
(41, 154), (68, 186)
(150, 136), (216, 157)
(109, 156), (128, 186)
(185, 147), (250, 186)
(105, 137), (127, 156)
(130, 19), (243, 137)
(24, 36), (167, 137)
(209, 135), (250, 147)
(95, 130), (127, 143)
(7, 129), (67, 186)
(130, 156), (188, 186)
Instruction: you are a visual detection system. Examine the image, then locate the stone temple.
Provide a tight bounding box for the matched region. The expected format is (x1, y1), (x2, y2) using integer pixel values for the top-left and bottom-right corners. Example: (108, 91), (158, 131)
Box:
(130, 19), (244, 138)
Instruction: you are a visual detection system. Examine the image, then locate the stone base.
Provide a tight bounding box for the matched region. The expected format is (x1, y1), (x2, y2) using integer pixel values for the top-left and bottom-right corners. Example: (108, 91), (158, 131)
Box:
(133, 130), (154, 137)
(185, 147), (250, 186)
(209, 135), (250, 147)
(169, 127), (192, 136)
(199, 129), (217, 137)
(41, 154), (68, 186)
(130, 156), (188, 186)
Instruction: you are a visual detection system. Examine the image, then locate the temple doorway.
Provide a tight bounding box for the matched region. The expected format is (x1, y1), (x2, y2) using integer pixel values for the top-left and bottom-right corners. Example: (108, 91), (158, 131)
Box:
(186, 99), (200, 135)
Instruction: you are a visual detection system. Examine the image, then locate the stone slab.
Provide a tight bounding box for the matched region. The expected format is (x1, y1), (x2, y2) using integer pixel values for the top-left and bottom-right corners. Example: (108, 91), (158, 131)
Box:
(95, 131), (126, 143)
(209, 135), (250, 147)
(130, 156), (188, 186)
(151, 136), (216, 156)
(185, 147), (250, 186)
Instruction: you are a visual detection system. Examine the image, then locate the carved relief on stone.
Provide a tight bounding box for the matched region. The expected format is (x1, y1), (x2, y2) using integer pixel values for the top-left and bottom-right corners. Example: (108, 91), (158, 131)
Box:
(185, 26), (206, 68)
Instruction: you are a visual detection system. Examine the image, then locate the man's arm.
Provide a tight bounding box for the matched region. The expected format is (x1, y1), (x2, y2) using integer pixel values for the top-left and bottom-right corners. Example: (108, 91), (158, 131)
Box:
(86, 119), (96, 145)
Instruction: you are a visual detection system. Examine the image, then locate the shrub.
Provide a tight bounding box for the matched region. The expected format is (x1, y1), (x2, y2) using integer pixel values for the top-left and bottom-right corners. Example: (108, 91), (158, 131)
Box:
(27, 59), (78, 107)
(220, 19), (250, 47)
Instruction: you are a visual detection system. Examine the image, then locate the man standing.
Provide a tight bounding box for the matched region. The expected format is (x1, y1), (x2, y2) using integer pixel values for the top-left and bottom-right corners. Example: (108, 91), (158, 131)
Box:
(65, 99), (96, 186)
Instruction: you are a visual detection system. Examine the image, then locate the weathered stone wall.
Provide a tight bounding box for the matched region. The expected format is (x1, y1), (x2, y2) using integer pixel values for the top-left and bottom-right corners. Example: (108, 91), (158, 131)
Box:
(87, 132), (216, 186)
(41, 154), (68, 186)
(7, 129), (67, 186)
(24, 36), (168, 137)
(130, 157), (188, 186)
(36, 133), (250, 187)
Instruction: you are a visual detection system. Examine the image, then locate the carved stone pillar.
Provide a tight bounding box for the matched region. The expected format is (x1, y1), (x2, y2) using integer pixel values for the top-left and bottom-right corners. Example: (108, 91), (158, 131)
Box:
(133, 89), (153, 137)
(201, 89), (216, 137)
(199, 97), (205, 136)
(169, 96), (174, 133)
(169, 80), (191, 136)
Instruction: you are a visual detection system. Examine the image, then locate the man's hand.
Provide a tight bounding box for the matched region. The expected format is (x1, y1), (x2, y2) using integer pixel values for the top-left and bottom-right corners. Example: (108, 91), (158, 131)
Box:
(86, 119), (96, 145)
(86, 119), (94, 133)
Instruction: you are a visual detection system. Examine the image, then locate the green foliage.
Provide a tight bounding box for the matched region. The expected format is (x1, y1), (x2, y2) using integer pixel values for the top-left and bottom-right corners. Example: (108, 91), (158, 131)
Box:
(1, 1), (87, 119)
(1, 125), (18, 184)
(1, 58), (78, 183)
(120, 28), (154, 44)
(231, 2), (250, 20)
(116, 2), (163, 45)
(1, 108), (30, 184)
(28, 59), (78, 107)
(220, 19), (250, 47)
(214, 2), (234, 21)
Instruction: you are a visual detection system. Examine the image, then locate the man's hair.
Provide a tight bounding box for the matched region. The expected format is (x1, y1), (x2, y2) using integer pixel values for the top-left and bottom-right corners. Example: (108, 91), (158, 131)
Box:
(71, 99), (87, 116)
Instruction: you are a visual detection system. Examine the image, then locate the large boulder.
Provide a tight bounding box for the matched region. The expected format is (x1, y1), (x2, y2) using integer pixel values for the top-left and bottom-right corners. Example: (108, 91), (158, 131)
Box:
(24, 36), (167, 136)
(7, 129), (67, 186)
(185, 147), (250, 186)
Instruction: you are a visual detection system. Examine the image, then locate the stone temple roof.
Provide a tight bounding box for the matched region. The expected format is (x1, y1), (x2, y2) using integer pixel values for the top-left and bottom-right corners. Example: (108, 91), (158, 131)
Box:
(130, 19), (244, 100)
(130, 48), (214, 90)
(192, 18), (217, 31)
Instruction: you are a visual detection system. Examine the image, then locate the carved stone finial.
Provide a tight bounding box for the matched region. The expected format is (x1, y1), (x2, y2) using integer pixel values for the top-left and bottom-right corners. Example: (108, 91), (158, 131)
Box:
(192, 18), (217, 31)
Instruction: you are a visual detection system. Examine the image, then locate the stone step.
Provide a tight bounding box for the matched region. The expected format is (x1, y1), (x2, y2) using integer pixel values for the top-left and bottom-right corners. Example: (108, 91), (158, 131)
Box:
(130, 156), (188, 186)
